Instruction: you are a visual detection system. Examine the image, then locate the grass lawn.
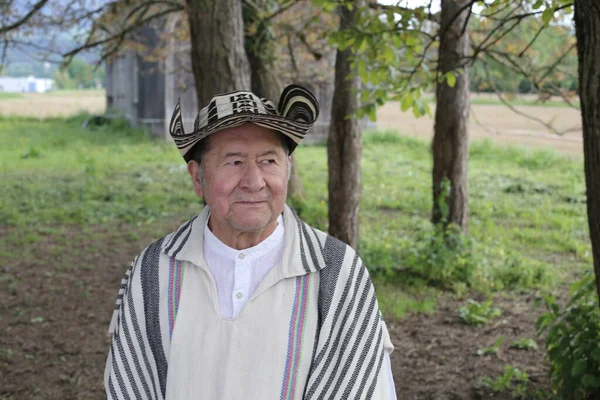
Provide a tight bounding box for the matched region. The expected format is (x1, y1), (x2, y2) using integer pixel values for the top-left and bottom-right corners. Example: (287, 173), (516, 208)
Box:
(0, 114), (590, 319)
(0, 92), (24, 99)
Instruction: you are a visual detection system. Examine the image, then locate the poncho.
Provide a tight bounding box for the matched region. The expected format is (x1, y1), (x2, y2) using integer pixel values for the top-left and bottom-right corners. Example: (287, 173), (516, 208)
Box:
(105, 205), (394, 399)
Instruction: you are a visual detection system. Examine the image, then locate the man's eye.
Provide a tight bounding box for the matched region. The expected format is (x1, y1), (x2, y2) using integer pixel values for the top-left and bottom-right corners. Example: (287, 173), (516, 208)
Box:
(261, 159), (276, 164)
(229, 160), (242, 166)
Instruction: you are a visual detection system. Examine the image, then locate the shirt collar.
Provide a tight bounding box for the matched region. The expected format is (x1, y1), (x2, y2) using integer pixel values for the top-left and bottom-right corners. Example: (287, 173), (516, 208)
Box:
(203, 214), (285, 261)
(163, 205), (327, 278)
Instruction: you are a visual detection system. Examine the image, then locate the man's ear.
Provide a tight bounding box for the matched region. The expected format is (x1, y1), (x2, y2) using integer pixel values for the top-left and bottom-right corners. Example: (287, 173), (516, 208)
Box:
(187, 160), (204, 199)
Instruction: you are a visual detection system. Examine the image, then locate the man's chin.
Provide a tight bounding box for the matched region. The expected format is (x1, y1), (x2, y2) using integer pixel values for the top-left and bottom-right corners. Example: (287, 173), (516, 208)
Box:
(229, 215), (274, 233)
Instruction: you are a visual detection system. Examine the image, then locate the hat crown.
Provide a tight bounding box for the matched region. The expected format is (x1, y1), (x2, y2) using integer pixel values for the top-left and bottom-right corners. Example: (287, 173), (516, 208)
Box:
(169, 84), (319, 162)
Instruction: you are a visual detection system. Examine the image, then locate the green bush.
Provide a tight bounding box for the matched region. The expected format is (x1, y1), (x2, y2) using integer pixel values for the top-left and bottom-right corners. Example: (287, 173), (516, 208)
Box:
(536, 273), (600, 399)
(403, 222), (476, 289)
(394, 218), (550, 294)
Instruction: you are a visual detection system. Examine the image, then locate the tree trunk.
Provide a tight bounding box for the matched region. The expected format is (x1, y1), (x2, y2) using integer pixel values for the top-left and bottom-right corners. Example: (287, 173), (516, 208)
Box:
(431, 0), (471, 234)
(186, 0), (251, 106)
(244, 1), (303, 200)
(327, 1), (364, 249)
(574, 0), (600, 306)
(286, 157), (303, 200)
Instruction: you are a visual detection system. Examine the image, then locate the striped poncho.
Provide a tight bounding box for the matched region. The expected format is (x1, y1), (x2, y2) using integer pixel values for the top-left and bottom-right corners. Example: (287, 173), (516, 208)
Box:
(105, 205), (393, 399)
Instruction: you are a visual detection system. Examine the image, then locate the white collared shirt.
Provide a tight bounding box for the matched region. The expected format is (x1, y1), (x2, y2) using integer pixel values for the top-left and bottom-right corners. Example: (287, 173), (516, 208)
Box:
(203, 215), (286, 318)
(202, 214), (397, 399)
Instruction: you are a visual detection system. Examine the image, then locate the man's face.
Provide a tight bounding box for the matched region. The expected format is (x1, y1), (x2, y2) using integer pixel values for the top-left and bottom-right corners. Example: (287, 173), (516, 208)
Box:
(189, 123), (289, 238)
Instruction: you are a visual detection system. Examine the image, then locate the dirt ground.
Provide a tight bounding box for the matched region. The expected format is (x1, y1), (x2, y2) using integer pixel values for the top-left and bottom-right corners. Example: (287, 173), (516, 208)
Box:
(0, 222), (554, 399)
(389, 295), (551, 399)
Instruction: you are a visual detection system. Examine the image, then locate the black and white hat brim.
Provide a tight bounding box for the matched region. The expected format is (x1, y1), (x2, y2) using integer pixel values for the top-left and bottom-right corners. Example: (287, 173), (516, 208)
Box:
(169, 84), (319, 162)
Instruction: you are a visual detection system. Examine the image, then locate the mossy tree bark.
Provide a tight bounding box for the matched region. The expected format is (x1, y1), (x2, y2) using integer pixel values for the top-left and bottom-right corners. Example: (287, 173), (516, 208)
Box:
(574, 0), (600, 306)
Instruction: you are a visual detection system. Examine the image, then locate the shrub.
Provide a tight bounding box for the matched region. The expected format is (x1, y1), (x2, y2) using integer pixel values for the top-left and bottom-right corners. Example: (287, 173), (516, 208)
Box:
(480, 365), (529, 398)
(395, 218), (550, 294)
(459, 299), (502, 326)
(536, 273), (600, 399)
(511, 338), (538, 351)
(477, 336), (505, 356)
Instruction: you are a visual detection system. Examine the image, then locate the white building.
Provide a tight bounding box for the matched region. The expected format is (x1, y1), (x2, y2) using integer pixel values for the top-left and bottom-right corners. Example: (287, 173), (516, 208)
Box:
(0, 76), (54, 93)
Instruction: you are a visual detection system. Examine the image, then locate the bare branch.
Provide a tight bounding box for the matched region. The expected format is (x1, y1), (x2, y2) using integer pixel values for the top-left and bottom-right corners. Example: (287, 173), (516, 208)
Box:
(518, 24), (545, 57)
(286, 33), (299, 76)
(0, 0), (49, 35)
(481, 58), (580, 136)
(459, 2), (475, 38)
(0, 40), (8, 75)
(61, 4), (183, 66)
(368, 1), (440, 23)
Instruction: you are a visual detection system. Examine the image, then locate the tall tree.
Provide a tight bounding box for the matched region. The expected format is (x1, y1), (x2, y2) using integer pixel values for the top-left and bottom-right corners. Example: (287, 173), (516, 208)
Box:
(244, 0), (304, 200)
(186, 0), (251, 105)
(574, 0), (600, 305)
(327, 0), (365, 249)
(431, 0), (472, 233)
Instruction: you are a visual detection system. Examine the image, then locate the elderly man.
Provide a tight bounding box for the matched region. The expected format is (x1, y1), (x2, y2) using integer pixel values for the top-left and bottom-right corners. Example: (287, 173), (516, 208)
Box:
(105, 85), (396, 399)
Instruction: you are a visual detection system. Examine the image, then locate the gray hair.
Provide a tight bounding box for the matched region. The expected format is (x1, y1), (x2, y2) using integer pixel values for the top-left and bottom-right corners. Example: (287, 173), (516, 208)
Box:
(190, 134), (292, 185)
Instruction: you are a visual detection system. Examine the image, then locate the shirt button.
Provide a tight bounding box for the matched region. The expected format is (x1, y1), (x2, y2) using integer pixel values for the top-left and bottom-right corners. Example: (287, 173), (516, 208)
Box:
(238, 253), (246, 259)
(236, 292), (243, 299)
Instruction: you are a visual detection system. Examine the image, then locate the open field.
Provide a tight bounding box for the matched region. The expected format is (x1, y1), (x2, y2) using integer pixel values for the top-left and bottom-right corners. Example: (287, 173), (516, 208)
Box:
(377, 100), (583, 156)
(0, 114), (591, 398)
(0, 90), (584, 157)
(0, 90), (105, 118)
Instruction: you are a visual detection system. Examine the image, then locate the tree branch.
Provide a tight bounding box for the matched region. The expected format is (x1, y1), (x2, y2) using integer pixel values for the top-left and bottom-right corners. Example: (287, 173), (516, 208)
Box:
(264, 0), (301, 21)
(0, 0), (49, 34)
(481, 58), (579, 135)
(61, 5), (181, 66)
(368, 1), (440, 23)
(518, 23), (545, 57)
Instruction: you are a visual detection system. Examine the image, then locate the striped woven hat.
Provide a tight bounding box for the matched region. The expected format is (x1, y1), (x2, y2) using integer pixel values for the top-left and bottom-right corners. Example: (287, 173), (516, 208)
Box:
(169, 84), (319, 162)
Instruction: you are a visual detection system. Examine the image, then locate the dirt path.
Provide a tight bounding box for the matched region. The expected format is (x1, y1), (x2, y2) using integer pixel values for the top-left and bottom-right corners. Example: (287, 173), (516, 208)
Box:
(377, 102), (583, 156)
(0, 224), (168, 399)
(0, 222), (553, 399)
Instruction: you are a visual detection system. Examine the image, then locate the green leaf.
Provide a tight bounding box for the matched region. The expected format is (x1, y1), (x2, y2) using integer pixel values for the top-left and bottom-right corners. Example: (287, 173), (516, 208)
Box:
(357, 36), (367, 53)
(571, 359), (586, 377)
(532, 0), (544, 10)
(412, 100), (426, 118)
(423, 102), (432, 117)
(446, 72), (457, 88)
(362, 104), (377, 122)
(401, 93), (414, 112)
(541, 7), (555, 25)
(582, 374), (600, 388)
(405, 34), (417, 47)
(383, 46), (395, 63)
(357, 61), (368, 82)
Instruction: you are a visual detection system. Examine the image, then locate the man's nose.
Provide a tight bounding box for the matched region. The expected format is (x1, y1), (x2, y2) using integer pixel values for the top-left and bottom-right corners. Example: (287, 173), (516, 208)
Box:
(240, 162), (265, 191)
